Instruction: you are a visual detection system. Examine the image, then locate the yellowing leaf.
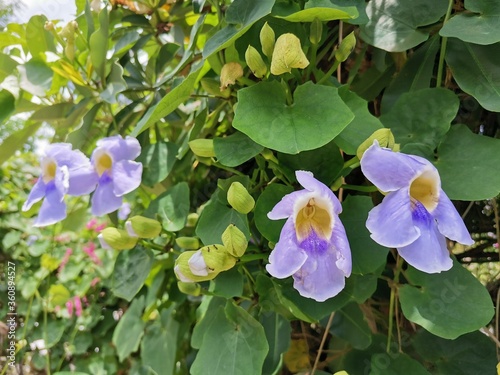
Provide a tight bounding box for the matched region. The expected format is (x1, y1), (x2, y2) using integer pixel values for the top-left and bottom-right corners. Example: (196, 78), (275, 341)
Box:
(220, 62), (243, 89)
(270, 33), (309, 75)
(284, 338), (310, 372)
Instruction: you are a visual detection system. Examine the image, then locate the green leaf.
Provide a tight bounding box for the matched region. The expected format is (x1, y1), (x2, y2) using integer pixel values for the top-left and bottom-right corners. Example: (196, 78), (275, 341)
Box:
(131, 67), (201, 136)
(210, 267), (244, 298)
(233, 81), (353, 154)
(30, 103), (76, 122)
(260, 312), (291, 375)
(100, 59), (127, 103)
(203, 0), (275, 58)
(190, 302), (269, 375)
(330, 303), (372, 350)
(60, 207), (88, 232)
(381, 35), (440, 113)
(2, 231), (20, 249)
(440, 1), (500, 45)
(17, 59), (53, 97)
(340, 196), (388, 275)
(380, 88), (459, 149)
(0, 90), (15, 124)
(254, 184), (293, 244)
(370, 352), (431, 375)
(272, 0), (359, 22)
(399, 260), (494, 339)
(47, 284), (71, 308)
(111, 247), (154, 301)
(32, 318), (66, 348)
(334, 86), (383, 154)
(0, 122), (41, 165)
(445, 39), (500, 112)
(435, 125), (500, 200)
(89, 7), (109, 81)
(412, 330), (498, 375)
(112, 295), (146, 362)
(0, 53), (19, 81)
(138, 141), (178, 187)
(141, 308), (180, 375)
(146, 182), (190, 232)
(26, 15), (56, 58)
(191, 296), (227, 349)
(360, 0), (448, 52)
(214, 132), (264, 167)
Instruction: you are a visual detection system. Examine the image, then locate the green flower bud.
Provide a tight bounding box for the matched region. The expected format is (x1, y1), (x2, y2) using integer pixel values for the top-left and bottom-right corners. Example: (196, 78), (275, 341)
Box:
(356, 128), (397, 160)
(189, 139), (216, 158)
(174, 251), (219, 282)
(98, 228), (138, 250)
(175, 236), (200, 250)
(220, 62), (243, 90)
(177, 281), (201, 296)
(125, 216), (161, 239)
(221, 224), (248, 257)
(310, 18), (323, 45)
(227, 181), (255, 214)
(271, 33), (309, 75)
(245, 46), (268, 78)
(335, 31), (356, 63)
(200, 244), (237, 272)
(260, 22), (275, 58)
(186, 213), (199, 227)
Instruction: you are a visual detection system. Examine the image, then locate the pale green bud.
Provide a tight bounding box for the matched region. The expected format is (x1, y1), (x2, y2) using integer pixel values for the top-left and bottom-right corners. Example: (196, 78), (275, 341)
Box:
(189, 139), (216, 158)
(125, 216), (161, 239)
(175, 236), (200, 250)
(44, 21), (54, 31)
(310, 18), (323, 45)
(98, 228), (138, 250)
(220, 62), (243, 90)
(186, 213), (199, 227)
(356, 128), (397, 160)
(245, 46), (268, 78)
(335, 32), (356, 63)
(260, 22), (275, 58)
(174, 251), (219, 282)
(227, 181), (255, 214)
(200, 244), (237, 272)
(221, 224), (248, 258)
(271, 33), (309, 75)
(177, 281), (201, 296)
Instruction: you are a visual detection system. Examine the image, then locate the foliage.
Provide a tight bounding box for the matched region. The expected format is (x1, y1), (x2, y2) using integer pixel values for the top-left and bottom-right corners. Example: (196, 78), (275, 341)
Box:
(1, 0), (500, 374)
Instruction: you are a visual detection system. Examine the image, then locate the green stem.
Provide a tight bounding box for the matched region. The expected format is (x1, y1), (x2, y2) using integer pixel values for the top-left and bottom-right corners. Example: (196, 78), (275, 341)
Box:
(239, 253), (268, 264)
(436, 0), (454, 87)
(212, 162), (246, 177)
(386, 255), (403, 353)
(343, 156), (360, 168)
(316, 60), (341, 85)
(341, 184), (379, 193)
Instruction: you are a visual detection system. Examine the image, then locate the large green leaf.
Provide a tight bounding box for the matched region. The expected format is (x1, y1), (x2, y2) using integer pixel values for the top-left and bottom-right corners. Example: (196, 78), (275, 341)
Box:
(340, 196), (388, 275)
(260, 312), (291, 375)
(0, 122), (41, 165)
(17, 59), (53, 97)
(146, 182), (190, 232)
(440, 0), (500, 45)
(445, 39), (500, 112)
(233, 81), (353, 154)
(111, 247), (154, 301)
(435, 125), (500, 200)
(138, 141), (178, 187)
(214, 132), (264, 167)
(203, 0), (275, 58)
(26, 15), (56, 59)
(330, 303), (372, 350)
(0, 53), (19, 81)
(112, 296), (146, 362)
(89, 7), (109, 81)
(210, 268), (244, 299)
(0, 89), (15, 124)
(100, 59), (127, 103)
(272, 0), (358, 22)
(380, 88), (459, 149)
(370, 353), (431, 375)
(360, 0), (448, 52)
(190, 302), (269, 375)
(399, 261), (494, 339)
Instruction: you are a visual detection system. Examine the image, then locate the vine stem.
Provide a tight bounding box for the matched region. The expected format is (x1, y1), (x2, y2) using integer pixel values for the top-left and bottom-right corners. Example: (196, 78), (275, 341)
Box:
(311, 311), (335, 375)
(386, 255), (403, 353)
(436, 0), (454, 87)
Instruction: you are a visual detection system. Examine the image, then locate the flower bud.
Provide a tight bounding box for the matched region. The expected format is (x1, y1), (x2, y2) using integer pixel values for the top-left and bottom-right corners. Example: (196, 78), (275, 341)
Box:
(309, 18), (323, 45)
(125, 216), (162, 239)
(271, 33), (309, 75)
(189, 139), (216, 158)
(174, 251), (219, 282)
(188, 249), (209, 276)
(260, 22), (275, 58)
(335, 31), (356, 63)
(245, 46), (267, 78)
(221, 224), (248, 257)
(227, 181), (255, 214)
(220, 62), (243, 90)
(356, 128), (397, 160)
(186, 213), (199, 227)
(177, 281), (201, 296)
(200, 244), (237, 272)
(175, 236), (200, 250)
(98, 227), (138, 250)
(44, 21), (54, 31)
(200, 78), (231, 98)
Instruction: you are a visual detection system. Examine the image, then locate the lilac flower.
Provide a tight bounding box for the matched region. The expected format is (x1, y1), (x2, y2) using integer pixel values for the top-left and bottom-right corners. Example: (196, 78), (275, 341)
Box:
(22, 143), (97, 226)
(90, 136), (142, 216)
(360, 141), (474, 273)
(266, 171), (352, 302)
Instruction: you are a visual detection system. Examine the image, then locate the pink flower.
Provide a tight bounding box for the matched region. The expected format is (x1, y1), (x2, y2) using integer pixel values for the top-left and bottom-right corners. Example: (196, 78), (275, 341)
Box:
(66, 299), (74, 317)
(58, 248), (73, 273)
(90, 277), (100, 287)
(94, 223), (106, 232)
(74, 296), (83, 317)
(82, 242), (101, 265)
(86, 218), (98, 230)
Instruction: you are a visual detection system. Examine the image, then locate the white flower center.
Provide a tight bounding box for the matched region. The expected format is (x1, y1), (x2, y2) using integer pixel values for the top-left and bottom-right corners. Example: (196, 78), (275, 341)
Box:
(41, 157), (57, 183)
(94, 149), (113, 176)
(409, 169), (440, 212)
(294, 196), (333, 242)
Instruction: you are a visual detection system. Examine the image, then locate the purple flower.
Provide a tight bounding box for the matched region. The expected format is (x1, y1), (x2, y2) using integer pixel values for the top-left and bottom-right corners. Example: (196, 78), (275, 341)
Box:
(22, 143), (97, 226)
(266, 171), (352, 302)
(360, 141), (474, 273)
(90, 136), (142, 216)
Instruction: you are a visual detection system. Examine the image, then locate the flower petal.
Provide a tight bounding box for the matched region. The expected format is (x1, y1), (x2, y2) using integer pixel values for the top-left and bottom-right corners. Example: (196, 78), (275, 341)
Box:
(331, 220), (352, 277)
(361, 141), (429, 192)
(366, 188), (420, 248)
(398, 209), (452, 273)
(292, 247), (346, 302)
(23, 179), (46, 211)
(268, 190), (308, 220)
(67, 167), (98, 196)
(91, 180), (123, 216)
(433, 190), (474, 245)
(111, 160), (143, 196)
(33, 185), (66, 227)
(266, 218), (307, 278)
(96, 135), (141, 161)
(295, 170), (342, 214)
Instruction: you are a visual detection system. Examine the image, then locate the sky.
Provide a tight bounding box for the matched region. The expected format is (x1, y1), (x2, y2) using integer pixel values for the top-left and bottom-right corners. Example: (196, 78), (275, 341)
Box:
(15, 0), (77, 23)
